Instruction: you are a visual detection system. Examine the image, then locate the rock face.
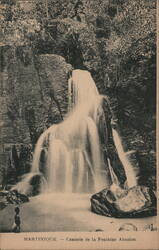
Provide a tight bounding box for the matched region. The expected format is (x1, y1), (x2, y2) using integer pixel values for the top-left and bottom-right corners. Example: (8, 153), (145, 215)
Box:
(0, 44), (72, 185)
(91, 186), (157, 218)
(0, 190), (29, 210)
(36, 54), (72, 121)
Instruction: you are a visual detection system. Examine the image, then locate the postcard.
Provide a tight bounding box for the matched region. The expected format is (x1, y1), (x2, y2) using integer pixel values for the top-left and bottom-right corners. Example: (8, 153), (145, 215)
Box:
(0, 0), (158, 249)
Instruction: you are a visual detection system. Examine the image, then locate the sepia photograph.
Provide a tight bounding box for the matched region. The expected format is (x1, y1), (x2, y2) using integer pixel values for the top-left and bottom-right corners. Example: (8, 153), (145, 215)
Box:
(0, 0), (158, 249)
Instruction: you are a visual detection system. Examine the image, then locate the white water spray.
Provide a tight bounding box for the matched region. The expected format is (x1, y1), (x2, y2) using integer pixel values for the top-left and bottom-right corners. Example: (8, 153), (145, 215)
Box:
(15, 69), (138, 195)
(112, 128), (137, 188)
(30, 69), (110, 193)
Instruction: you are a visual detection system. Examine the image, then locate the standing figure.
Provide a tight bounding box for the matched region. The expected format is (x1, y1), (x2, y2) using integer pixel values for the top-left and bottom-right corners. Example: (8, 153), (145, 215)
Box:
(12, 207), (21, 233)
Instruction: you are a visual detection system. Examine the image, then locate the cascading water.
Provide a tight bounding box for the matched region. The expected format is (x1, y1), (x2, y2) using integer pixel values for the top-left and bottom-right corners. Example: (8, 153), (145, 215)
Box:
(111, 128), (137, 188)
(31, 69), (109, 193)
(14, 69), (138, 195)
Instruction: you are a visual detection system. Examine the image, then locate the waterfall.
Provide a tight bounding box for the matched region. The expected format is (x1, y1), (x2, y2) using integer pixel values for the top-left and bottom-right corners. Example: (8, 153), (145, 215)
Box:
(112, 128), (137, 188)
(30, 69), (109, 193)
(14, 69), (138, 195)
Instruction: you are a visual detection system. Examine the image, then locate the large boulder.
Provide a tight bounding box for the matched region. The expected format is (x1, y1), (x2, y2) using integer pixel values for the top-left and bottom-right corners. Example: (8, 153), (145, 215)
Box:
(0, 190), (29, 210)
(91, 185), (157, 218)
(11, 172), (46, 197)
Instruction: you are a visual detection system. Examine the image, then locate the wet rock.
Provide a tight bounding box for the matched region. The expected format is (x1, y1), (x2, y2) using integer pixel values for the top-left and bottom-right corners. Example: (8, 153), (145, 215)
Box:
(17, 192), (29, 203)
(0, 202), (6, 210)
(91, 185), (157, 218)
(95, 229), (104, 232)
(12, 173), (46, 196)
(29, 174), (43, 196)
(143, 223), (157, 231)
(0, 190), (29, 209)
(119, 223), (138, 231)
